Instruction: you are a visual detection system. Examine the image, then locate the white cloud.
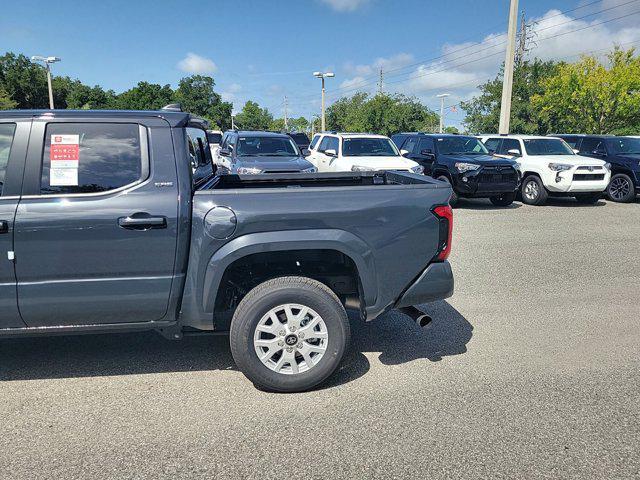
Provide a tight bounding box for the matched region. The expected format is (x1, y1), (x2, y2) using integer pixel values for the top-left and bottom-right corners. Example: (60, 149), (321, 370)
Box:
(177, 52), (217, 74)
(318, 0), (369, 12)
(221, 83), (243, 102)
(339, 76), (368, 90)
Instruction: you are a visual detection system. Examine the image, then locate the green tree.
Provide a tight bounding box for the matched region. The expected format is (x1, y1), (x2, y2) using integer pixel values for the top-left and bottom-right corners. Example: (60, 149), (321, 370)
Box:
(461, 59), (561, 134)
(174, 75), (233, 129)
(235, 100), (273, 130)
(325, 92), (438, 136)
(532, 48), (640, 135)
(113, 81), (175, 110)
(0, 52), (49, 108)
(0, 86), (17, 109)
(444, 126), (460, 134)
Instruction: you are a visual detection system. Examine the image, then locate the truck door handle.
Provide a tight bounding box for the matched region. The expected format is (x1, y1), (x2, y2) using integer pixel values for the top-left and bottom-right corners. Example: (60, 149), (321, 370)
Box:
(0, 220), (8, 234)
(118, 215), (167, 230)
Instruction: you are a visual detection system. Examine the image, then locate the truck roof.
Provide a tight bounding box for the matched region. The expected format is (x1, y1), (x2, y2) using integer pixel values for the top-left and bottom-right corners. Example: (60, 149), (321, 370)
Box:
(0, 109), (199, 128)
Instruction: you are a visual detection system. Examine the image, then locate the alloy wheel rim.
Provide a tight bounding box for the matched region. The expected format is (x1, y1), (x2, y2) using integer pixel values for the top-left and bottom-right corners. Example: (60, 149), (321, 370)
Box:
(610, 178), (630, 200)
(524, 181), (539, 200)
(253, 303), (328, 375)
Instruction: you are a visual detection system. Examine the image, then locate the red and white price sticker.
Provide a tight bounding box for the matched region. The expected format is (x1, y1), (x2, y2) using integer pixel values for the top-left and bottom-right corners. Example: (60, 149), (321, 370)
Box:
(50, 134), (80, 168)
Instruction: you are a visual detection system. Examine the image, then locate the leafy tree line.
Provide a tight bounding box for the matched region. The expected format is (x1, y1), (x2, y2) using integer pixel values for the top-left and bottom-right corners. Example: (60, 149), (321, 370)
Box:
(0, 52), (233, 129)
(462, 47), (640, 135)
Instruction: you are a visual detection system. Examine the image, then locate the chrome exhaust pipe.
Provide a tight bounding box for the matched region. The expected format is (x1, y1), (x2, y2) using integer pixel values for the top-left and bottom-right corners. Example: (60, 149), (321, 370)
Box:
(399, 306), (433, 328)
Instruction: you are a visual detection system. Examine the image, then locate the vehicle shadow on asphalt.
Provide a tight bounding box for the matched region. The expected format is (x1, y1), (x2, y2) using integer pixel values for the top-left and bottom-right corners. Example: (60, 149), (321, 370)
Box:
(324, 300), (473, 389)
(455, 198), (522, 210)
(0, 301), (472, 387)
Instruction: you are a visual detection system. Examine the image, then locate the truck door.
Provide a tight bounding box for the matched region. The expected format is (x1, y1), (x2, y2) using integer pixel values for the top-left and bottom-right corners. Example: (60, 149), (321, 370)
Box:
(14, 118), (179, 327)
(0, 120), (28, 329)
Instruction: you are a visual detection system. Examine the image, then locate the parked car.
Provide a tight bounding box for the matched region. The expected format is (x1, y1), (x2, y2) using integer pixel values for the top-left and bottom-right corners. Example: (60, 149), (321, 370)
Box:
(217, 130), (316, 174)
(0, 108), (455, 392)
(287, 132), (310, 153)
(307, 132), (423, 174)
(392, 133), (520, 206)
(553, 134), (640, 203)
(480, 135), (611, 205)
(206, 129), (223, 158)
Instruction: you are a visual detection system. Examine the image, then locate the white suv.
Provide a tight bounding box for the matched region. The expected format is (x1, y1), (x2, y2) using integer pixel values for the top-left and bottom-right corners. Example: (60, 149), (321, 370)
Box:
(479, 135), (611, 205)
(307, 133), (423, 174)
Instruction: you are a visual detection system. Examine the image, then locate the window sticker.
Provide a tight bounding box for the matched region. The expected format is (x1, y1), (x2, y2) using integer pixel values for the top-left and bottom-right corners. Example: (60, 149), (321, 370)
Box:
(50, 134), (79, 186)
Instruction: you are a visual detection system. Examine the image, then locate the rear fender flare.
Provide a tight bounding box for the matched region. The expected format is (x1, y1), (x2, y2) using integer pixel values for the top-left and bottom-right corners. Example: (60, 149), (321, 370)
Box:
(201, 229), (377, 313)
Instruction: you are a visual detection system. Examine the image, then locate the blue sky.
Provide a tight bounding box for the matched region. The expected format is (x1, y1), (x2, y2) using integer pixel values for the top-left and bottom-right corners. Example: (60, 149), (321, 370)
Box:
(2, 0), (640, 128)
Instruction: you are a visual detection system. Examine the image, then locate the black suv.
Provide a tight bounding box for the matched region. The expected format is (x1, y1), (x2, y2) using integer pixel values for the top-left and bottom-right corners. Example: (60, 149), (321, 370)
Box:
(288, 132), (311, 153)
(554, 135), (640, 202)
(218, 131), (316, 174)
(391, 133), (520, 206)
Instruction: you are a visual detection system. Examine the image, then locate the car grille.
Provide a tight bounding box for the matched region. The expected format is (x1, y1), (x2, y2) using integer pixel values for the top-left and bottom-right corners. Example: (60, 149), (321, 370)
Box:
(477, 166), (518, 183)
(576, 166), (604, 171)
(263, 170), (301, 174)
(573, 173), (605, 181)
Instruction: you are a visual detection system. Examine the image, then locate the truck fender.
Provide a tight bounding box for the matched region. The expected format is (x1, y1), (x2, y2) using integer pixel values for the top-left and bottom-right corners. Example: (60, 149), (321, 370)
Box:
(201, 229), (377, 313)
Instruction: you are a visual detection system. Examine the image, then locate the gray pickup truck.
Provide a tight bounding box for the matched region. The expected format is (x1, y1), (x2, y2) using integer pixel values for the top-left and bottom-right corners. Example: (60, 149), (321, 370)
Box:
(0, 108), (454, 392)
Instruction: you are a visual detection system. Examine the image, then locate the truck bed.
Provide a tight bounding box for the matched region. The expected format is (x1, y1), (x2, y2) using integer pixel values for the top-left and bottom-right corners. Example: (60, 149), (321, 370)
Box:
(199, 171), (440, 190)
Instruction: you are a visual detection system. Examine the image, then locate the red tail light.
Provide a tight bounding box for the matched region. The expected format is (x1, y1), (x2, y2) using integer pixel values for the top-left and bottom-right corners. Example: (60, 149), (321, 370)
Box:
(432, 205), (453, 262)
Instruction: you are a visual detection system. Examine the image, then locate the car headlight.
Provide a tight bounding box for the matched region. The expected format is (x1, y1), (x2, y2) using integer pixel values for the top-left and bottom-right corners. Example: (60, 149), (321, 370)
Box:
(410, 165), (424, 174)
(604, 163), (611, 171)
(302, 167), (317, 173)
(237, 167), (263, 174)
(548, 163), (572, 172)
(351, 165), (376, 172)
(455, 162), (481, 173)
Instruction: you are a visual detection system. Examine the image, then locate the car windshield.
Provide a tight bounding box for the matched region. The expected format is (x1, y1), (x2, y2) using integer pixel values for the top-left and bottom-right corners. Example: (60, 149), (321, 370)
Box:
(523, 139), (574, 155)
(342, 137), (398, 156)
(206, 132), (222, 144)
(607, 137), (640, 154)
(236, 136), (299, 157)
(436, 137), (488, 155)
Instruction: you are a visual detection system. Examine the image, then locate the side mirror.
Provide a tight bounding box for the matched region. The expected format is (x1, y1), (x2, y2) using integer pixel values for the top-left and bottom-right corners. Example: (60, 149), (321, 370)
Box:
(572, 149), (579, 154)
(400, 149), (409, 157)
(507, 149), (521, 156)
(420, 149), (435, 159)
(219, 147), (231, 156)
(324, 148), (337, 157)
(302, 148), (310, 156)
(593, 149), (606, 156)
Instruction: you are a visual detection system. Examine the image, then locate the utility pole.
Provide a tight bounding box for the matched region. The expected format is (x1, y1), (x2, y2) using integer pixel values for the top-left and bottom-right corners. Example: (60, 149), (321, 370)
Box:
(283, 96), (289, 131)
(231, 115), (235, 130)
(313, 71), (334, 132)
(378, 68), (384, 95)
(499, 0), (519, 134)
(516, 10), (527, 65)
(31, 55), (61, 109)
(436, 93), (450, 133)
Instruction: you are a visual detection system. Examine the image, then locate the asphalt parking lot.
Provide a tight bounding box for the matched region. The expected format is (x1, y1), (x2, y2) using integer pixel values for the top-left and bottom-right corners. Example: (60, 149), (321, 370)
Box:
(1, 197), (638, 479)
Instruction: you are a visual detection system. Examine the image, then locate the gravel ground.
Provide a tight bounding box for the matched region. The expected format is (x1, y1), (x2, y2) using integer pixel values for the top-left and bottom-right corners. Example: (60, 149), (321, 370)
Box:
(1, 197), (639, 479)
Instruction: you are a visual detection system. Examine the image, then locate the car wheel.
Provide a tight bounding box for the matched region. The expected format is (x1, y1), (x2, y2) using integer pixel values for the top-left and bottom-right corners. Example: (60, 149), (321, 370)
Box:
(437, 175), (459, 206)
(607, 174), (636, 203)
(574, 193), (601, 204)
(489, 191), (516, 207)
(521, 175), (548, 206)
(230, 276), (350, 393)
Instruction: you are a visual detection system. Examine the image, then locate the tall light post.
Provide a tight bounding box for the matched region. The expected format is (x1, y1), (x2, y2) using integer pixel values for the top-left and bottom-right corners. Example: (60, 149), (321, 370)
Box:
(499, 0), (519, 134)
(436, 93), (451, 133)
(313, 71), (334, 132)
(31, 55), (61, 109)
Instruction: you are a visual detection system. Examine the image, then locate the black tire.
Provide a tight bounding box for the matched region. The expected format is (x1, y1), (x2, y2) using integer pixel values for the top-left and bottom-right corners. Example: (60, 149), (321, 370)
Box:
(437, 175), (459, 206)
(230, 276), (350, 393)
(521, 175), (548, 206)
(574, 192), (601, 204)
(489, 191), (516, 207)
(607, 173), (636, 203)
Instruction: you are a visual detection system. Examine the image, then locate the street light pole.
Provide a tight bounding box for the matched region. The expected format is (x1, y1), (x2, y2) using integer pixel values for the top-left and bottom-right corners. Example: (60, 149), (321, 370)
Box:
(499, 0), (519, 134)
(31, 56), (61, 109)
(437, 93), (451, 133)
(313, 71), (334, 132)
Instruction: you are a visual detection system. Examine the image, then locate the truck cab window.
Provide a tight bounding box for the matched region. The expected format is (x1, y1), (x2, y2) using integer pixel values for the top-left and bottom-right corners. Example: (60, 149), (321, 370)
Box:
(0, 123), (16, 195)
(41, 123), (143, 195)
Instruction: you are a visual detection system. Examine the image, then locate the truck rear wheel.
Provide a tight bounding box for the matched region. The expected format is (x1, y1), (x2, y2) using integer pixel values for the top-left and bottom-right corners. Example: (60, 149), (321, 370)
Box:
(230, 276), (350, 393)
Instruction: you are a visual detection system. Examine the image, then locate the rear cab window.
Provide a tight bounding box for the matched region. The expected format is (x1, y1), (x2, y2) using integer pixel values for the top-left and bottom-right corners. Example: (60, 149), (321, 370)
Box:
(40, 123), (145, 195)
(0, 123), (16, 195)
